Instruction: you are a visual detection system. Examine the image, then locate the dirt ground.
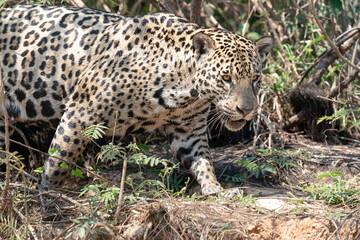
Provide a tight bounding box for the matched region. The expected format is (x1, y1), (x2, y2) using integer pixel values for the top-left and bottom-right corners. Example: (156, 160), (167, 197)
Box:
(119, 136), (360, 239)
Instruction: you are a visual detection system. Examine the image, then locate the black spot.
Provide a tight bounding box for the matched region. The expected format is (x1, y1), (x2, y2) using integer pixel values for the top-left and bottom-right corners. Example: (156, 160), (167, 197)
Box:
(67, 111), (75, 119)
(52, 93), (62, 101)
(68, 122), (76, 129)
(60, 150), (67, 157)
(190, 89), (198, 97)
(134, 27), (141, 34)
(63, 136), (71, 143)
(25, 100), (37, 118)
(154, 77), (161, 85)
(58, 126), (65, 135)
(175, 128), (186, 134)
(40, 100), (55, 117)
(33, 89), (47, 99)
(14, 89), (26, 102)
(49, 159), (55, 167)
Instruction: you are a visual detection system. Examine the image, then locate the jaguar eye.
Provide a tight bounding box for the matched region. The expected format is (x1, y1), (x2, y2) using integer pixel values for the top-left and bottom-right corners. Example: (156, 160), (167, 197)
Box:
(252, 75), (260, 86)
(222, 75), (232, 84)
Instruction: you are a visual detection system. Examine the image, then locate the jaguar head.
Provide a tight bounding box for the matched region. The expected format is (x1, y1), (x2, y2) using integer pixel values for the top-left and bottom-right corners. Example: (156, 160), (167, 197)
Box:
(192, 31), (273, 131)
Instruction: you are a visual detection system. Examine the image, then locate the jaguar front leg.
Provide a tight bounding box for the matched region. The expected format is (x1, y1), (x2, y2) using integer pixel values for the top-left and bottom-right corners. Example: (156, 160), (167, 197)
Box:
(41, 110), (91, 188)
(166, 124), (223, 195)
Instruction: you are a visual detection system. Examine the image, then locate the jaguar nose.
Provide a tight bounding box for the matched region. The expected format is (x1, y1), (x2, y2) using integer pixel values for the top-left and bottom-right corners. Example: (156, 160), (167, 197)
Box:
(236, 107), (253, 117)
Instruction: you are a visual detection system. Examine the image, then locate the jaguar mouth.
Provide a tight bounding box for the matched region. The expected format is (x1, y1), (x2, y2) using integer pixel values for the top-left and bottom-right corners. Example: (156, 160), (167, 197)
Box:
(225, 118), (247, 131)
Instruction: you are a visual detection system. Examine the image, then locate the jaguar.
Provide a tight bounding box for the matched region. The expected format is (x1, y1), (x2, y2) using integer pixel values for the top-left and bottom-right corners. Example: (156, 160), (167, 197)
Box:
(0, 4), (272, 194)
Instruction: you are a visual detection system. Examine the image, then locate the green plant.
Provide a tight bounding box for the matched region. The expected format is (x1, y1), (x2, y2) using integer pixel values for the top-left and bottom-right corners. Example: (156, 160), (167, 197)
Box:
(0, 214), (25, 240)
(235, 156), (276, 178)
(66, 215), (109, 240)
(318, 106), (360, 129)
(299, 171), (359, 206)
(80, 184), (121, 211)
(81, 120), (185, 202)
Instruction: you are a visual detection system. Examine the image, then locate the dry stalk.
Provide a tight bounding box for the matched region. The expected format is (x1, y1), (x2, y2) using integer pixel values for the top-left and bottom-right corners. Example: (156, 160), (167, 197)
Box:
(66, 0), (86, 7)
(145, 0), (171, 13)
(115, 155), (127, 224)
(43, 190), (117, 238)
(12, 204), (38, 240)
(327, 210), (359, 240)
(327, 63), (360, 98)
(203, 2), (223, 29)
(254, 0), (300, 81)
(0, 66), (11, 213)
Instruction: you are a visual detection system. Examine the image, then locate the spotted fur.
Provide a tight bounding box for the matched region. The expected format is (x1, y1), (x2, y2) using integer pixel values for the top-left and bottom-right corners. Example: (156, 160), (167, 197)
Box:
(0, 5), (272, 194)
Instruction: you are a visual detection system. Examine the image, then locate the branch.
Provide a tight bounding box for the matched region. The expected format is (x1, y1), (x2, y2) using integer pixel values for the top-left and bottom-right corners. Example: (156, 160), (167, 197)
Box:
(66, 0), (86, 7)
(282, 111), (306, 130)
(190, 0), (202, 24)
(299, 27), (360, 84)
(254, 0), (300, 81)
(146, 0), (171, 13)
(327, 63), (360, 99)
(309, 0), (360, 72)
(0, 66), (11, 213)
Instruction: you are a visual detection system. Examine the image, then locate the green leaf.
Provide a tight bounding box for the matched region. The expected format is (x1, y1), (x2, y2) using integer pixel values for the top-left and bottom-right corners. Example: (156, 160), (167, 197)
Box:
(71, 168), (84, 178)
(245, 32), (260, 40)
(34, 167), (43, 173)
(60, 163), (69, 168)
(82, 122), (108, 140)
(49, 148), (60, 156)
(78, 227), (86, 238)
(137, 144), (152, 152)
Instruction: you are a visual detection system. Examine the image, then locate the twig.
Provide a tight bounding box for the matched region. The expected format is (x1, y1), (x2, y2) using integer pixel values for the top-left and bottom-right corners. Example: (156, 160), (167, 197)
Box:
(66, 0), (86, 7)
(190, 0), (202, 24)
(44, 191), (117, 238)
(309, 0), (360, 72)
(255, 0), (300, 81)
(327, 63), (360, 98)
(115, 155), (128, 224)
(282, 110), (306, 130)
(145, 0), (171, 13)
(12, 205), (38, 240)
(0, 66), (11, 213)
(327, 210), (359, 240)
(203, 2), (223, 28)
(299, 27), (360, 84)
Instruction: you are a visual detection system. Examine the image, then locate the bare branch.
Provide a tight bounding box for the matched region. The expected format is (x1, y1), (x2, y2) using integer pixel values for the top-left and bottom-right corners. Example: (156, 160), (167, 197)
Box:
(66, 0), (86, 7)
(327, 64), (360, 99)
(299, 27), (360, 84)
(309, 0), (360, 72)
(0, 66), (11, 213)
(254, 0), (300, 81)
(190, 0), (202, 24)
(146, 0), (171, 13)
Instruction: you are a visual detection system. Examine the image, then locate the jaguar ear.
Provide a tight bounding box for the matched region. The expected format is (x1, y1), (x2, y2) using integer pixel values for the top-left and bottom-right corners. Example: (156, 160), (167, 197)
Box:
(193, 32), (215, 65)
(254, 36), (273, 61)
